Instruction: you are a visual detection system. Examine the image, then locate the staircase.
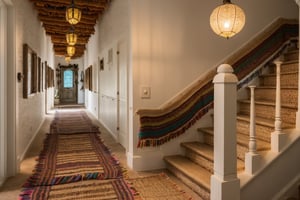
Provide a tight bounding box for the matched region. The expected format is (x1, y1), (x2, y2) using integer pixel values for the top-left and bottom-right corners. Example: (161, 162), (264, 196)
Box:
(164, 43), (299, 199)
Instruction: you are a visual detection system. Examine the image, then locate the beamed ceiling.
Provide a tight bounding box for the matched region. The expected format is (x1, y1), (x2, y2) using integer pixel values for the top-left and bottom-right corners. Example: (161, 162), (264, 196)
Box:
(29, 0), (112, 58)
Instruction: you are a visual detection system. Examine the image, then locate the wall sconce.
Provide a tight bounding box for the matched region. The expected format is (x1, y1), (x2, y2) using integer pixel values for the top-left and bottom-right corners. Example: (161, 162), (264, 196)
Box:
(210, 0), (246, 39)
(17, 72), (23, 82)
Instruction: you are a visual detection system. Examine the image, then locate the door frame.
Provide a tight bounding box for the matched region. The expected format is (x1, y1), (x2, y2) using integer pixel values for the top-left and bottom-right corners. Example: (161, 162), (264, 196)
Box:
(0, 0), (16, 185)
(58, 64), (79, 104)
(116, 40), (129, 150)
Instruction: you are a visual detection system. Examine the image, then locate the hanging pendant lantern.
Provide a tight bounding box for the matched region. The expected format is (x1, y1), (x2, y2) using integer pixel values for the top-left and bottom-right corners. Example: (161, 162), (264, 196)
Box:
(66, 0), (82, 25)
(65, 56), (71, 63)
(67, 45), (76, 57)
(210, 0), (245, 39)
(66, 27), (77, 45)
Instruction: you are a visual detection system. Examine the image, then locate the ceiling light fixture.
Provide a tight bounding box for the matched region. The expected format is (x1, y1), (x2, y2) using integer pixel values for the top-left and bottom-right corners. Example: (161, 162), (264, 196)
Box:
(65, 56), (71, 63)
(210, 0), (245, 39)
(66, 27), (77, 46)
(67, 45), (76, 57)
(66, 0), (82, 25)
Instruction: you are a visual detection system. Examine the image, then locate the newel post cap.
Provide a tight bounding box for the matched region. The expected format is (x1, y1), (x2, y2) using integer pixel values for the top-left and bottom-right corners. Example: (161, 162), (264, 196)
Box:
(213, 64), (238, 83)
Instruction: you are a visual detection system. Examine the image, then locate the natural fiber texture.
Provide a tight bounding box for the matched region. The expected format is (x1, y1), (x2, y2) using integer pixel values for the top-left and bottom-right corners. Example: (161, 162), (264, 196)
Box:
(24, 133), (123, 187)
(20, 110), (136, 200)
(129, 174), (192, 200)
(20, 179), (135, 200)
(137, 22), (298, 148)
(50, 111), (99, 134)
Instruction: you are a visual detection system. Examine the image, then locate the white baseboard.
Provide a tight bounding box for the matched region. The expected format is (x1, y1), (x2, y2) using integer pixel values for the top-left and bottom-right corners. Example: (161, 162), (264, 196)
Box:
(126, 151), (166, 171)
(18, 118), (45, 163)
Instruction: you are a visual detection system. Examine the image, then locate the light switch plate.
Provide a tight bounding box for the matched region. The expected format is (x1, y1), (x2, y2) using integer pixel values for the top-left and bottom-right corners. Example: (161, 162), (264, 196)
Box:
(140, 86), (151, 99)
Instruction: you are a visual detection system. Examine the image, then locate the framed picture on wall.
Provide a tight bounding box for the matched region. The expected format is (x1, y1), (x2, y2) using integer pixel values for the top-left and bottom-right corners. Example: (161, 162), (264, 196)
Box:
(32, 53), (38, 93)
(23, 44), (35, 98)
(89, 65), (93, 91)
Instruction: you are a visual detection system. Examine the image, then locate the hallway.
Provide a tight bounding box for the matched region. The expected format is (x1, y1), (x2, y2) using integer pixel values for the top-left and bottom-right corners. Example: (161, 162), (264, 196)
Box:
(0, 107), (200, 200)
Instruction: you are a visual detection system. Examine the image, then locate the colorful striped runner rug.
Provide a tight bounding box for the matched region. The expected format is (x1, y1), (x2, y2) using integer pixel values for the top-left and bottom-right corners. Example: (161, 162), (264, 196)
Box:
(50, 111), (99, 134)
(20, 179), (135, 200)
(23, 133), (123, 187)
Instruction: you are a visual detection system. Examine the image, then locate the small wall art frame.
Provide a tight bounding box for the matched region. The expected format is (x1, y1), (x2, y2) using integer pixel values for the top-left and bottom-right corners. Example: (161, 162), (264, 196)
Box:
(23, 43), (36, 98)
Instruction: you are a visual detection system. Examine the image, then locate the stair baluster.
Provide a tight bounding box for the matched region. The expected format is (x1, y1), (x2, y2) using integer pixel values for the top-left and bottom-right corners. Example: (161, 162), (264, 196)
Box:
(245, 85), (261, 174)
(271, 59), (287, 152)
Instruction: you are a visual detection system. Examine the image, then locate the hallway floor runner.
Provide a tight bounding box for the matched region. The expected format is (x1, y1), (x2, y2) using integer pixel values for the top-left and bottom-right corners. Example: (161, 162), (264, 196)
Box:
(50, 111), (99, 134)
(20, 178), (135, 200)
(23, 133), (123, 187)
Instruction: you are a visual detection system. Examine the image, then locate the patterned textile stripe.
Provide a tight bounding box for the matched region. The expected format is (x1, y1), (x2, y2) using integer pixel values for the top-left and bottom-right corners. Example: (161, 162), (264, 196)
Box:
(20, 179), (135, 200)
(137, 22), (298, 148)
(24, 133), (123, 187)
(50, 110), (100, 134)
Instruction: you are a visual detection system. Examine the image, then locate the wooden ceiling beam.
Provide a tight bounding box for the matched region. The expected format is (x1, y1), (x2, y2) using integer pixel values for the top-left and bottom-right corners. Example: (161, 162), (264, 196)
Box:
(43, 24), (95, 35)
(38, 14), (97, 25)
(29, 0), (111, 58)
(30, 0), (111, 10)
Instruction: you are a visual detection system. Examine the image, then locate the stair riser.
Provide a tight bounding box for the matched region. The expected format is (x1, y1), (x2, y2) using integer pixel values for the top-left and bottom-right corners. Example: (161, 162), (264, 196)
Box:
(237, 145), (247, 161)
(203, 133), (247, 161)
(260, 73), (298, 87)
(253, 88), (298, 106)
(239, 103), (296, 125)
(185, 150), (213, 174)
(269, 62), (298, 73)
(203, 134), (213, 146)
(284, 52), (299, 62)
(166, 163), (210, 200)
(237, 121), (272, 142)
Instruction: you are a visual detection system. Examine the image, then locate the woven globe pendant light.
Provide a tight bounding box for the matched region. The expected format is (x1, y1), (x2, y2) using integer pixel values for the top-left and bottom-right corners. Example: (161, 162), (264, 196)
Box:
(66, 0), (81, 25)
(67, 45), (76, 57)
(210, 0), (245, 39)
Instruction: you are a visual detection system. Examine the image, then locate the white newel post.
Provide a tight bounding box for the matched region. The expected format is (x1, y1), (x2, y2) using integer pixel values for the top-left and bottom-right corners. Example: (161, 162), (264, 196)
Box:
(271, 60), (287, 152)
(211, 64), (240, 200)
(245, 86), (261, 175)
(295, 0), (300, 129)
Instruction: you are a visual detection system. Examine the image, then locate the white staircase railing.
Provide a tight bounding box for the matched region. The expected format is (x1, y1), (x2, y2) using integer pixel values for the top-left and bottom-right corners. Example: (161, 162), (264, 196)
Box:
(245, 85), (261, 175)
(211, 64), (240, 200)
(271, 59), (288, 152)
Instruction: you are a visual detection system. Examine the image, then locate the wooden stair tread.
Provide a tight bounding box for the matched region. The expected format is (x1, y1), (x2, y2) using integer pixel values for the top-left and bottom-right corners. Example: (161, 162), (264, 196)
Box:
(282, 60), (299, 64)
(236, 133), (270, 150)
(260, 71), (298, 77)
(237, 114), (294, 128)
(254, 86), (298, 89)
(198, 128), (270, 151)
(181, 142), (213, 161)
(164, 155), (211, 190)
(197, 127), (213, 135)
(181, 142), (244, 171)
(238, 99), (297, 109)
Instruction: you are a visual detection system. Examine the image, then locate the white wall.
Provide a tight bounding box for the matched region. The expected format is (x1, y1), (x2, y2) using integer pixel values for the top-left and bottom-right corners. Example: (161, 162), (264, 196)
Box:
(128, 0), (299, 170)
(84, 0), (130, 140)
(12, 0), (55, 170)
